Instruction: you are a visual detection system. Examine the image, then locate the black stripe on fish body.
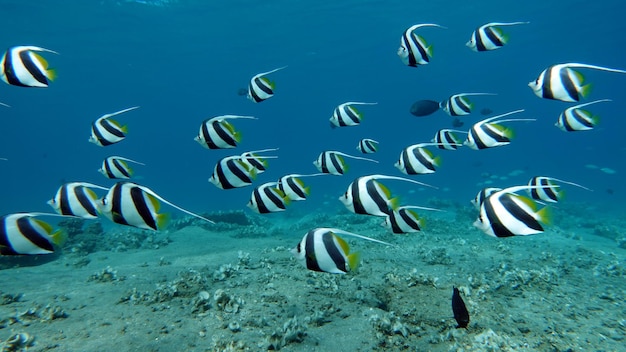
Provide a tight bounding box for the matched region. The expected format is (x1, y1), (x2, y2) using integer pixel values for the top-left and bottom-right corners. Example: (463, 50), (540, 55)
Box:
(484, 27), (504, 48)
(468, 128), (487, 150)
(413, 147), (435, 172)
(559, 69), (580, 102)
(322, 231), (348, 273)
(129, 186), (157, 230)
(91, 125), (112, 146)
(452, 287), (470, 328)
(571, 110), (594, 128)
(540, 70), (555, 100)
(214, 160), (244, 189)
(327, 153), (345, 175)
(244, 156), (265, 171)
(287, 178), (307, 199)
(363, 140), (376, 153)
(59, 185), (75, 216)
(401, 35), (418, 67)
(228, 159), (253, 184)
(400, 150), (417, 174)
(100, 119), (126, 139)
(0, 216), (19, 255)
(3, 50), (27, 86)
(251, 188), (270, 214)
(304, 230), (323, 272)
(411, 33), (430, 64)
(443, 131), (460, 150)
(450, 97), (470, 116)
(19, 50), (48, 87)
(399, 209), (421, 231)
(500, 194), (544, 233)
(103, 159), (117, 178)
(200, 121), (218, 149)
(475, 29), (488, 52)
(387, 212), (403, 234)
(365, 180), (391, 216)
(481, 124), (510, 145)
(17, 216), (55, 254)
(111, 159), (131, 178)
(483, 196), (517, 237)
(265, 187), (286, 211)
(75, 186), (98, 217)
(342, 106), (360, 125)
(537, 178), (559, 202)
(110, 184), (130, 225)
(350, 183), (368, 215)
(213, 121), (237, 148)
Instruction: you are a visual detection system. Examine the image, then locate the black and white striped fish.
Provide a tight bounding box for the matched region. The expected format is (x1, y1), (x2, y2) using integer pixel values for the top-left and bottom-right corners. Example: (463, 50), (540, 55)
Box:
(527, 176), (591, 203)
(397, 23), (446, 67)
(432, 129), (466, 150)
(339, 174), (435, 217)
(0, 212), (66, 255)
(357, 138), (379, 154)
(0, 46), (58, 88)
(195, 115), (257, 149)
(48, 182), (109, 219)
(471, 187), (502, 210)
(466, 22), (529, 52)
(290, 227), (391, 274)
(247, 66), (287, 103)
(97, 182), (214, 231)
(89, 106), (139, 147)
(529, 63), (626, 102)
(313, 151), (378, 175)
(382, 205), (442, 234)
(277, 173), (325, 201)
(440, 93), (496, 116)
(395, 143), (443, 175)
(247, 182), (290, 214)
(99, 156), (145, 179)
(556, 99), (611, 132)
(239, 148), (278, 174)
(209, 155), (257, 190)
(329, 102), (377, 128)
(464, 109), (535, 150)
(474, 185), (552, 238)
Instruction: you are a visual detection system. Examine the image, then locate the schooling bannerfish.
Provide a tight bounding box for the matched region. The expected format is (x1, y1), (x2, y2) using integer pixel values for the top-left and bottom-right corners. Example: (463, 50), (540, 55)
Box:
(529, 63), (626, 102)
(356, 138), (379, 154)
(48, 182), (109, 219)
(395, 143), (444, 175)
(466, 22), (529, 52)
(452, 287), (470, 328)
(432, 129), (466, 150)
(556, 99), (611, 132)
(247, 182), (290, 214)
(398, 23), (446, 67)
(291, 227), (391, 274)
(440, 93), (496, 116)
(0, 46), (58, 88)
(195, 115), (257, 149)
(0, 212), (66, 255)
(382, 205), (441, 234)
(247, 66), (287, 103)
(329, 102), (377, 128)
(89, 106), (139, 147)
(464, 109), (535, 150)
(99, 156), (145, 179)
(527, 176), (591, 203)
(277, 173), (325, 201)
(313, 150), (378, 175)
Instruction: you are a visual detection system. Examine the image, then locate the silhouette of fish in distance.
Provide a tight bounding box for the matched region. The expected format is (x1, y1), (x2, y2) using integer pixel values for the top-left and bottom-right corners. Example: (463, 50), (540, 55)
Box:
(410, 99), (440, 117)
(452, 286), (470, 328)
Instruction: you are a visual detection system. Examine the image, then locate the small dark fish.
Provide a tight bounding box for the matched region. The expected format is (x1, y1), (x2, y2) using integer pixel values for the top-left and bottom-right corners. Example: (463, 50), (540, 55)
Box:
(410, 99), (440, 117)
(451, 117), (464, 128)
(480, 107), (493, 116)
(452, 287), (470, 328)
(237, 88), (248, 96)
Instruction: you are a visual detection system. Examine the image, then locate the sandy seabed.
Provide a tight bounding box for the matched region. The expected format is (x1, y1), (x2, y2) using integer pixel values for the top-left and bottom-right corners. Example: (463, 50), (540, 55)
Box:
(1, 203), (624, 352)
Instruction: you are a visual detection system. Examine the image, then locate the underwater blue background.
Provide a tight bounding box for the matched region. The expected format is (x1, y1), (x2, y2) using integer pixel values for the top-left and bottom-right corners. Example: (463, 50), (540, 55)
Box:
(0, 0), (624, 219)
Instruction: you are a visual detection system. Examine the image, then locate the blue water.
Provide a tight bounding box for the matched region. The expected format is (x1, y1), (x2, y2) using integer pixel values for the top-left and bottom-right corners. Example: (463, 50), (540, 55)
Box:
(0, 0), (624, 218)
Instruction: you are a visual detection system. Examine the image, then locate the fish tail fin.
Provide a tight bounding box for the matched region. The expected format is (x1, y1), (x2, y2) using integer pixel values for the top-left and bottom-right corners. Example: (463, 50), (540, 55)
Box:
(234, 131), (242, 143)
(536, 206), (553, 226)
(157, 212), (171, 230)
(51, 229), (67, 246)
(433, 155), (442, 167)
(304, 185), (311, 196)
(348, 251), (361, 272)
(591, 114), (600, 125)
(580, 84), (592, 98)
(121, 125), (129, 134)
(389, 197), (401, 211)
(501, 32), (511, 44)
(426, 43), (434, 57)
(46, 68), (57, 81)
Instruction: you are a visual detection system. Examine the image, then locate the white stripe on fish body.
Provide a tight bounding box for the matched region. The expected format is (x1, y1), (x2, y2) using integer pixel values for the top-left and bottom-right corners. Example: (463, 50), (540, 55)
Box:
(475, 185), (551, 237)
(464, 110), (535, 150)
(329, 102), (377, 128)
(527, 176), (591, 203)
(466, 22), (529, 52)
(397, 24), (446, 67)
(432, 129), (466, 150)
(247, 182), (289, 214)
(357, 138), (379, 154)
(291, 228), (352, 274)
(441, 93), (497, 116)
(395, 143), (441, 175)
(313, 151), (378, 175)
(277, 173), (325, 201)
(247, 66), (287, 103)
(529, 63), (626, 102)
(195, 115), (257, 149)
(383, 207), (425, 234)
(0, 213), (64, 255)
(88, 106), (139, 147)
(99, 156), (145, 179)
(556, 99), (610, 132)
(48, 182), (109, 219)
(471, 187), (502, 209)
(209, 155), (257, 189)
(0, 46), (58, 88)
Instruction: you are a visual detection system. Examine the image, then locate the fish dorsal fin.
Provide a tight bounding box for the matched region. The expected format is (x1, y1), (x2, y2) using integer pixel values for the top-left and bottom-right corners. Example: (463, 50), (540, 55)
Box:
(133, 184), (216, 224)
(110, 156), (145, 166)
(100, 106), (140, 120)
(366, 174), (438, 189)
(332, 232), (351, 254)
(540, 177), (592, 192)
(255, 66), (288, 78)
(568, 99), (612, 111)
(485, 21), (530, 28)
(562, 63), (626, 75)
(32, 218), (53, 234)
(322, 228), (393, 247)
(477, 109), (525, 125)
(408, 23), (447, 32)
(332, 151), (378, 163)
